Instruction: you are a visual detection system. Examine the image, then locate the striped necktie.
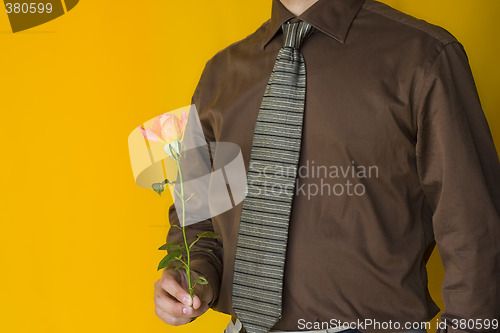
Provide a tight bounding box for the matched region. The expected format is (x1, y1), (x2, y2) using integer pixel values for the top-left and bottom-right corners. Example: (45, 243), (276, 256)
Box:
(232, 20), (314, 333)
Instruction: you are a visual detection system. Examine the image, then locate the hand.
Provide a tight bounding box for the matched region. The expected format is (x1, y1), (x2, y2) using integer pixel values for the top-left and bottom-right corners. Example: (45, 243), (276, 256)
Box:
(154, 267), (214, 326)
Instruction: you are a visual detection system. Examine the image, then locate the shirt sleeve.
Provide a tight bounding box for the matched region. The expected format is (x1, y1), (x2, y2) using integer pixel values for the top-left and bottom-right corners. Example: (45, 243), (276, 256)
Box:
(166, 60), (223, 307)
(415, 41), (500, 332)
(167, 205), (222, 307)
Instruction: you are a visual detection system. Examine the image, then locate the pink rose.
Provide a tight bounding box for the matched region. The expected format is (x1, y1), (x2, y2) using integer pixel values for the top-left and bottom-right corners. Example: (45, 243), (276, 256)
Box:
(139, 111), (188, 144)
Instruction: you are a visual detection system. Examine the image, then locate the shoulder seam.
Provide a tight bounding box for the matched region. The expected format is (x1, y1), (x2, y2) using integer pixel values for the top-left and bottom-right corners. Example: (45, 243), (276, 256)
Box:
(413, 41), (463, 123)
(362, 1), (455, 46)
(206, 19), (270, 62)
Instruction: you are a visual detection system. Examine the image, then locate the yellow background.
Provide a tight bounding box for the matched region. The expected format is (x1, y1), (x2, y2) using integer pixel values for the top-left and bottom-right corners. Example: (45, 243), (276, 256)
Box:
(0, 1), (498, 332)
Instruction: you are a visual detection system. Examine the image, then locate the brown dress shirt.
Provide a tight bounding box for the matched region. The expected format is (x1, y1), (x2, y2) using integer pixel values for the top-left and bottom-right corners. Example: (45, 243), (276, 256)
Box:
(167, 0), (500, 332)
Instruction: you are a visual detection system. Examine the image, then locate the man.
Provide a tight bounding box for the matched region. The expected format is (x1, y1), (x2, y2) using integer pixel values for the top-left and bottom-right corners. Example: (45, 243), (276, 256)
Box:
(154, 0), (500, 332)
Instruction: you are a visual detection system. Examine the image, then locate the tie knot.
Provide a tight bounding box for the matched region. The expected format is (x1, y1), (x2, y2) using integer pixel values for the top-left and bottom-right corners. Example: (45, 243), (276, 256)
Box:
(281, 20), (314, 49)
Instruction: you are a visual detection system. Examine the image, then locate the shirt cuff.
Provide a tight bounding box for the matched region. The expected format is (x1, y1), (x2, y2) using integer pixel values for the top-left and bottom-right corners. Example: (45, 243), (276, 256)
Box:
(190, 258), (221, 308)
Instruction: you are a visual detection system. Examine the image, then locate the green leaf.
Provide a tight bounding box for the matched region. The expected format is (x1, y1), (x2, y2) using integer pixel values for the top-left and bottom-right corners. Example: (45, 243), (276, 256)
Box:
(161, 179), (177, 186)
(194, 276), (208, 285)
(196, 231), (220, 239)
(166, 263), (184, 272)
(152, 182), (164, 196)
(157, 250), (183, 271)
(158, 242), (182, 251)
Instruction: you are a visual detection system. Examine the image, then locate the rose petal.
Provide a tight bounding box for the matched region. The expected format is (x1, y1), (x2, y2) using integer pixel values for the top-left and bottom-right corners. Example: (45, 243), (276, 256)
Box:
(139, 126), (162, 142)
(159, 113), (183, 143)
(152, 114), (168, 140)
(180, 111), (188, 133)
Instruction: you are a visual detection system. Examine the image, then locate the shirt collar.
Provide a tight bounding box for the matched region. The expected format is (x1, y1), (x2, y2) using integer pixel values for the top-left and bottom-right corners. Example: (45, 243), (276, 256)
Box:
(262, 0), (365, 49)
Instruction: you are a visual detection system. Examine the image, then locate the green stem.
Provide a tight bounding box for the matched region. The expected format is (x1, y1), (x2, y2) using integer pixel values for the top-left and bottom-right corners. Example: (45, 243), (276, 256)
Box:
(177, 258), (188, 268)
(189, 238), (200, 250)
(176, 157), (193, 300)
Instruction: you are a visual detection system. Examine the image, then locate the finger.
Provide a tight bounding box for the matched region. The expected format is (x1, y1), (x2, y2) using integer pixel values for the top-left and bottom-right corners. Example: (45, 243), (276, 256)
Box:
(154, 286), (187, 318)
(154, 281), (209, 319)
(191, 294), (202, 310)
(155, 306), (192, 326)
(161, 270), (192, 306)
(190, 302), (210, 317)
(170, 301), (209, 319)
(156, 291), (209, 318)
